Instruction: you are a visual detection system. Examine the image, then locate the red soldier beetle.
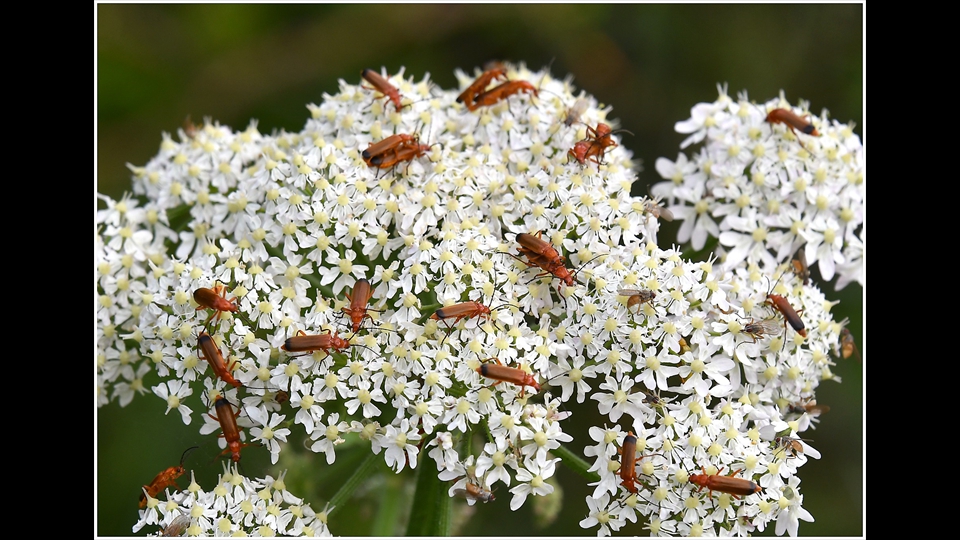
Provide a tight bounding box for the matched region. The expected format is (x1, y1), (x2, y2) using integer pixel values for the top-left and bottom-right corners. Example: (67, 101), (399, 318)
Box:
(617, 432), (662, 494)
(430, 300), (494, 346)
(510, 231), (574, 291)
(766, 294), (806, 338)
(362, 133), (433, 169)
(568, 123), (632, 166)
(506, 231), (600, 303)
(430, 301), (493, 328)
(209, 397), (255, 463)
(689, 466), (762, 499)
(476, 358), (540, 398)
(361, 68), (403, 112)
(469, 80), (538, 111)
(567, 139), (596, 165)
(762, 275), (806, 348)
(362, 133), (418, 162)
(281, 329), (352, 355)
(617, 431), (637, 493)
(198, 332), (243, 388)
(766, 108), (820, 141)
(139, 446), (198, 508)
(338, 278), (378, 333)
(457, 65), (509, 110)
(193, 284), (239, 329)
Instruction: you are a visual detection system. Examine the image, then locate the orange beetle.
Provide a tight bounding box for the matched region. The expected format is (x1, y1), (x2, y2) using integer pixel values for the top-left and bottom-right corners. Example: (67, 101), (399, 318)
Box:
(193, 284), (238, 328)
(457, 65), (508, 110)
(208, 398), (255, 462)
(766, 293), (806, 338)
(281, 329), (352, 355)
(568, 123), (629, 166)
(689, 466), (761, 499)
(476, 358), (540, 398)
(766, 108), (820, 138)
(469, 80), (538, 111)
(508, 231), (576, 295)
(197, 332), (242, 388)
(618, 431), (641, 494)
(138, 446), (198, 508)
(361, 69), (403, 111)
(340, 279), (377, 333)
(362, 134), (432, 170)
(430, 301), (493, 331)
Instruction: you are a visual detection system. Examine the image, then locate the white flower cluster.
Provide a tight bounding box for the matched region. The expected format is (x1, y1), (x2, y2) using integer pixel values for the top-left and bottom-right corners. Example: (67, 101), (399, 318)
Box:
(653, 85), (864, 289)
(134, 465), (330, 536)
(97, 65), (856, 536)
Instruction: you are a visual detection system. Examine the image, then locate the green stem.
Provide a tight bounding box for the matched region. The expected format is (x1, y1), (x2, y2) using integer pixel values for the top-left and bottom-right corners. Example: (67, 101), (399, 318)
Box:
(326, 451), (380, 517)
(405, 460), (451, 536)
(552, 442), (600, 482)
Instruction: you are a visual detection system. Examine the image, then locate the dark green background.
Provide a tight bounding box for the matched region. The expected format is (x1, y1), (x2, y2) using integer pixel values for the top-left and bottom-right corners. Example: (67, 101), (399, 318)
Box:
(97, 4), (863, 536)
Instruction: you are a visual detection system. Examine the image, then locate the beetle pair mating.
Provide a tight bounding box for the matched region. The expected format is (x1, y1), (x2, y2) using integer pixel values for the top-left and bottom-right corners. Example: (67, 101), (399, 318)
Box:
(457, 63), (538, 112)
(362, 133), (435, 170)
(504, 230), (602, 309)
(568, 123), (632, 166)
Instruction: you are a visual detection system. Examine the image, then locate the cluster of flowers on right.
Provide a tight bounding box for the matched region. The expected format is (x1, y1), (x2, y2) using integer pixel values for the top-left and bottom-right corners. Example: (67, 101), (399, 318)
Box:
(577, 85), (862, 536)
(653, 85), (863, 289)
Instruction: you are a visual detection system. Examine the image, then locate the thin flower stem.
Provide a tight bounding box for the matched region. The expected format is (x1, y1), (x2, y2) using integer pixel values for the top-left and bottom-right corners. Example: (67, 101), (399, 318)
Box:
(552, 442), (600, 483)
(326, 451), (381, 517)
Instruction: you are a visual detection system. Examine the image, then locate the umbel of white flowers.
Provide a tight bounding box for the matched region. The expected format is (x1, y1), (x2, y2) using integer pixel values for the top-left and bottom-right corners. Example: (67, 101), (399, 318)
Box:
(98, 65), (861, 537)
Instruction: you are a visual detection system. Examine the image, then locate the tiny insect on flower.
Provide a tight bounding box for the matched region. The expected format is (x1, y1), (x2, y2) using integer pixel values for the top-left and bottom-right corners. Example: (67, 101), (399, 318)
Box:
(791, 247), (810, 285)
(159, 515), (192, 537)
(618, 288), (657, 313)
(454, 480), (496, 503)
(738, 317), (781, 347)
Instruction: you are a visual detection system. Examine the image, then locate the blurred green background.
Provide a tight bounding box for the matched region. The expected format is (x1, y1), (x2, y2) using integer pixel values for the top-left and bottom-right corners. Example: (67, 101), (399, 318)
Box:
(96, 4), (863, 536)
